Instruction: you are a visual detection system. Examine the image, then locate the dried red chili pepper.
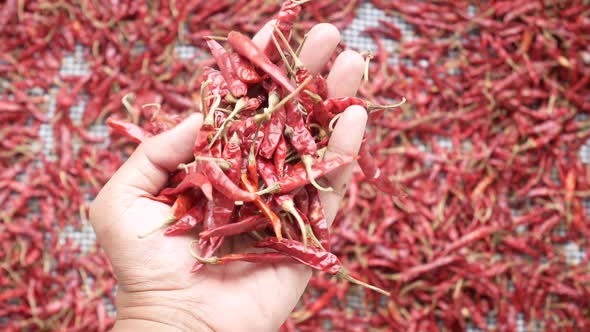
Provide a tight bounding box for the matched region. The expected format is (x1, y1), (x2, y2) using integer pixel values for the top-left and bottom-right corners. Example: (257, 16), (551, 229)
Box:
(358, 141), (407, 198)
(191, 250), (296, 265)
(206, 39), (248, 97)
(199, 214), (268, 239)
(229, 52), (263, 84)
(255, 237), (341, 274)
(264, 0), (302, 60)
(227, 31), (296, 93)
(270, 155), (354, 194)
(160, 169), (213, 201)
(221, 133), (242, 183)
(273, 134), (288, 176)
(260, 106), (287, 159)
(106, 117), (150, 143)
(164, 205), (205, 236)
(240, 173), (283, 241)
(200, 160), (257, 202)
(307, 188), (330, 251)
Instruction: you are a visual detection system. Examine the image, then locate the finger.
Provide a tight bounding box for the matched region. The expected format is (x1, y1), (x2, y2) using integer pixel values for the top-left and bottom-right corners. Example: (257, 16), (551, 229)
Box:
(253, 22), (340, 76)
(319, 105), (367, 225)
(107, 113), (203, 195)
(298, 23), (341, 74)
(252, 19), (277, 49)
(326, 50), (365, 97)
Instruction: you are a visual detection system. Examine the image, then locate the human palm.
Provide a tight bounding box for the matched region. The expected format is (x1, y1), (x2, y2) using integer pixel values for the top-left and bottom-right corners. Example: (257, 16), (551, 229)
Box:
(90, 22), (368, 332)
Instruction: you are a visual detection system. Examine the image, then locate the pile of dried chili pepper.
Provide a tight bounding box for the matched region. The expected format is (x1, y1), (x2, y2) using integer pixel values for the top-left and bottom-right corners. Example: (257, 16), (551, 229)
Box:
(2, 0), (590, 330)
(0, 219), (116, 331)
(107, 1), (403, 297)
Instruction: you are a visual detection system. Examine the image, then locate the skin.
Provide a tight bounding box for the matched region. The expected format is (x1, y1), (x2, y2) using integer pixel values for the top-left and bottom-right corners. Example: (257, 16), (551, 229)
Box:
(90, 22), (367, 332)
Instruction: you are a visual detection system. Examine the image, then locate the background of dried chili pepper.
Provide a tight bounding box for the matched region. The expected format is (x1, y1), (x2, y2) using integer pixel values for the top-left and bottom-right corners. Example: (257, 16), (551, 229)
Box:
(2, 1), (589, 331)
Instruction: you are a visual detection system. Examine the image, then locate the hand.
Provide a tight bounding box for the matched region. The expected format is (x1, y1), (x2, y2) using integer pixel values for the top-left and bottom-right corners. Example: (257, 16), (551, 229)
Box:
(90, 22), (367, 332)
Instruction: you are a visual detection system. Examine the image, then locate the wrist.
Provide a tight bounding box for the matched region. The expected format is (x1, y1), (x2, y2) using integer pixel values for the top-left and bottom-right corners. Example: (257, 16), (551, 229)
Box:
(111, 319), (187, 332)
(113, 290), (215, 332)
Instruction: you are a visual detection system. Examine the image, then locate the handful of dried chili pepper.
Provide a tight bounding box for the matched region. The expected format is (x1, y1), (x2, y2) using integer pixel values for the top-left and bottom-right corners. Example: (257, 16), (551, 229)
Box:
(107, 1), (403, 297)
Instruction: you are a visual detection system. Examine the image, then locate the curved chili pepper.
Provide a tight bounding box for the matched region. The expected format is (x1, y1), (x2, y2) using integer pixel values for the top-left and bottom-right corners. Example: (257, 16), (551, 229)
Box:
(227, 31), (295, 93)
(254, 237), (341, 274)
(206, 39), (247, 97)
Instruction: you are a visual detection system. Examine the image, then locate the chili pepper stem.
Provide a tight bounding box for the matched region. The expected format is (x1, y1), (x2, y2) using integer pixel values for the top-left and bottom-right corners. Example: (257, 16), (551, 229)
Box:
(141, 103), (162, 114)
(255, 183), (280, 195)
(229, 132), (240, 145)
(137, 216), (176, 239)
(178, 157), (232, 172)
(271, 32), (295, 76)
(200, 80), (211, 118)
(309, 123), (328, 139)
(121, 93), (139, 124)
(361, 51), (373, 84)
(203, 94), (222, 127)
(281, 200), (309, 250)
(202, 35), (227, 41)
(367, 97), (407, 112)
(272, 24), (304, 69)
(302, 155), (333, 192)
(328, 113), (343, 132)
(305, 224), (325, 251)
(248, 122), (262, 187)
(254, 76), (313, 124)
(209, 97), (247, 148)
(337, 271), (391, 297)
(295, 33), (308, 57)
(188, 242), (220, 264)
(303, 90), (322, 104)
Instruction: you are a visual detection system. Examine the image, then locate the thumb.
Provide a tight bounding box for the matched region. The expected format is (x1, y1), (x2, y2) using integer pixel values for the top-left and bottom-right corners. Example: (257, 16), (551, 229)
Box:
(107, 113), (203, 195)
